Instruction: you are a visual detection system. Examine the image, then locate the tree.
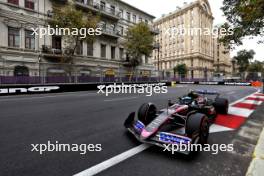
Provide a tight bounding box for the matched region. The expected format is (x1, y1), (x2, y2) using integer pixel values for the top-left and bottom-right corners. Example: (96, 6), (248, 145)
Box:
(246, 61), (264, 80)
(173, 64), (188, 78)
(247, 61), (264, 73)
(220, 0), (264, 47)
(124, 22), (154, 80)
(233, 49), (255, 78)
(48, 3), (99, 78)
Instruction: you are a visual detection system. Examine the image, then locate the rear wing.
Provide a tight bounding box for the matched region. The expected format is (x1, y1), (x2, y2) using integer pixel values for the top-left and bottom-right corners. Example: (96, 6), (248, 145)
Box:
(194, 89), (220, 96)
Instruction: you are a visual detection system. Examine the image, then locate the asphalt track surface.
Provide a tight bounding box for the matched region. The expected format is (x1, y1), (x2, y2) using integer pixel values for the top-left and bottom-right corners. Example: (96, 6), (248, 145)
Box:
(0, 85), (262, 176)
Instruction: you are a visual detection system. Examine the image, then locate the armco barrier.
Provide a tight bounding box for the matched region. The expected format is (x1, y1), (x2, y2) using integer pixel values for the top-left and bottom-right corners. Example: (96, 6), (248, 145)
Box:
(0, 81), (253, 96)
(175, 81), (252, 86)
(0, 82), (170, 96)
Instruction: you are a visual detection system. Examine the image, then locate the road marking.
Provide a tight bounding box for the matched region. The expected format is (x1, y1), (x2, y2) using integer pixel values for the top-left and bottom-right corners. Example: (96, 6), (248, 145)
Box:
(209, 124), (234, 133)
(227, 91), (236, 95)
(232, 102), (258, 110)
(0, 92), (97, 101)
(175, 85), (188, 88)
(104, 97), (138, 102)
(247, 95), (264, 99)
(246, 97), (264, 101)
(228, 107), (254, 117)
(215, 114), (246, 129)
(241, 100), (263, 105)
(229, 91), (259, 106)
(73, 144), (149, 176)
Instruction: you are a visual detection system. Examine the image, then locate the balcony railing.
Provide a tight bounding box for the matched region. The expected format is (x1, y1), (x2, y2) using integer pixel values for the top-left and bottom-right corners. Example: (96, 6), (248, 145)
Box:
(75, 0), (121, 20)
(149, 26), (160, 35)
(101, 27), (120, 38)
(42, 45), (62, 55)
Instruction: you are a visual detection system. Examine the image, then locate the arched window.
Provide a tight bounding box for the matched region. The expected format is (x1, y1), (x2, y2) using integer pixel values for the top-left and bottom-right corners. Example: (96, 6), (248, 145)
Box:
(14, 66), (29, 76)
(202, 3), (208, 13)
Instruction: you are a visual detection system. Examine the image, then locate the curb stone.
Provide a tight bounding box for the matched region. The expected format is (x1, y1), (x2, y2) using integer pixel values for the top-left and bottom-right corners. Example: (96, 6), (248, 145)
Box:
(246, 127), (264, 176)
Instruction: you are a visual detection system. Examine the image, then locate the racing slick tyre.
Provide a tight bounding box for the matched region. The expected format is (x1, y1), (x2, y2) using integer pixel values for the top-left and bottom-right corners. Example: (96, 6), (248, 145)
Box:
(124, 112), (135, 128)
(214, 98), (229, 114)
(186, 113), (209, 145)
(138, 103), (157, 125)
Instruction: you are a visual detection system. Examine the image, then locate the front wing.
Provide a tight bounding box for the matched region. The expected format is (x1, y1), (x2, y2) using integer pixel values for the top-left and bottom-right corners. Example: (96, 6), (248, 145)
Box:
(126, 120), (195, 155)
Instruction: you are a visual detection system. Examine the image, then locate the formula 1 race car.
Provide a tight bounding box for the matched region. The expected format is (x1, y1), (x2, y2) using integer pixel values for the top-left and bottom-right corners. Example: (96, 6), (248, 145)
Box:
(124, 90), (229, 155)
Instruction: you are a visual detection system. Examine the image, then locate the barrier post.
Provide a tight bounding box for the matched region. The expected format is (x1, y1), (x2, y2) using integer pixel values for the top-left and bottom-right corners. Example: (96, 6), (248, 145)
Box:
(263, 79), (264, 93)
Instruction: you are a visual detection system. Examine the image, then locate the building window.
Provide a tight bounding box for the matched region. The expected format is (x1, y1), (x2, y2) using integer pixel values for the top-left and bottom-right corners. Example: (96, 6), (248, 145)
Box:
(145, 20), (148, 24)
(101, 44), (106, 58)
(132, 15), (136, 23)
(119, 26), (124, 35)
(76, 40), (83, 55)
(111, 46), (115, 59)
(126, 12), (131, 21)
(110, 24), (116, 33)
(119, 48), (124, 59)
(139, 17), (142, 22)
(8, 27), (20, 48)
(25, 30), (35, 49)
(100, 1), (105, 10)
(119, 9), (123, 18)
(25, 0), (34, 10)
(110, 5), (115, 15)
(8, 0), (19, 5)
(14, 66), (29, 76)
(52, 36), (62, 50)
(87, 42), (93, 56)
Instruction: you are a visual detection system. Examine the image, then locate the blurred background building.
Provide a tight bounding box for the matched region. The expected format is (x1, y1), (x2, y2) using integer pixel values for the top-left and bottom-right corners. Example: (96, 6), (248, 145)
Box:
(152, 0), (232, 80)
(0, 0), (155, 83)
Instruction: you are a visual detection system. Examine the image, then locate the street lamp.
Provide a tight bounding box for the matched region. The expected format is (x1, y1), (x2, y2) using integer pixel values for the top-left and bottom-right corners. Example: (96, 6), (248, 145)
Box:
(153, 43), (160, 82)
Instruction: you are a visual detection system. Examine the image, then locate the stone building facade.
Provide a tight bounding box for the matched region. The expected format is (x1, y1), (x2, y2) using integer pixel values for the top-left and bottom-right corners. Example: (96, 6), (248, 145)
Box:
(152, 0), (232, 79)
(0, 0), (155, 80)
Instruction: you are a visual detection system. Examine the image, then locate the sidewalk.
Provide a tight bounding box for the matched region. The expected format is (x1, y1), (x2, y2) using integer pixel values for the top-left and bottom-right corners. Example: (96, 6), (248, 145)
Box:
(246, 102), (264, 176)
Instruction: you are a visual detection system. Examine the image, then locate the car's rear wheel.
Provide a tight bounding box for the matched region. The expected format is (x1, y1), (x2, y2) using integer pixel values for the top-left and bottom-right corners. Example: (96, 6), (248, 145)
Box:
(138, 103), (157, 125)
(186, 113), (209, 144)
(214, 98), (229, 114)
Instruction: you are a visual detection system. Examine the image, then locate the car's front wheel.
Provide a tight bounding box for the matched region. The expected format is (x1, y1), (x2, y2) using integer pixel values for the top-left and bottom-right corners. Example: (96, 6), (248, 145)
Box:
(186, 113), (209, 144)
(214, 98), (229, 114)
(138, 103), (157, 125)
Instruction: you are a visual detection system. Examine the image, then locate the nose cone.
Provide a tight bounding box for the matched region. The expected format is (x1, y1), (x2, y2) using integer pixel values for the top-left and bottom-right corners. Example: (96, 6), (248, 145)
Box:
(140, 129), (152, 140)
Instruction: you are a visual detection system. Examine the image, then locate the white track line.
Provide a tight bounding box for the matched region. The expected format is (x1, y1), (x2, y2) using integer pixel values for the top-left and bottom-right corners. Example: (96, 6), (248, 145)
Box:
(246, 95), (264, 99)
(0, 92), (97, 101)
(228, 107), (254, 117)
(241, 100), (263, 105)
(103, 96), (138, 102)
(74, 90), (260, 176)
(229, 91), (259, 106)
(73, 144), (149, 176)
(209, 124), (234, 133)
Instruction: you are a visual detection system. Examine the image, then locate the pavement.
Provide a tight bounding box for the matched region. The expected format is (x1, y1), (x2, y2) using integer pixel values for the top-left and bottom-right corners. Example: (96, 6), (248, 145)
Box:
(246, 101), (264, 176)
(0, 84), (263, 176)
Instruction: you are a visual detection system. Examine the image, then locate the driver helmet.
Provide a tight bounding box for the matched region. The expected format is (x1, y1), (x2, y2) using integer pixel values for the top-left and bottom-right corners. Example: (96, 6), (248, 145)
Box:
(187, 90), (199, 99)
